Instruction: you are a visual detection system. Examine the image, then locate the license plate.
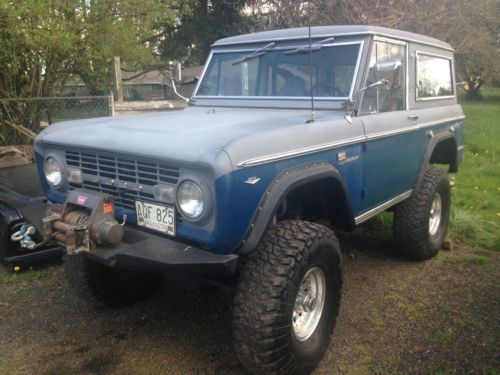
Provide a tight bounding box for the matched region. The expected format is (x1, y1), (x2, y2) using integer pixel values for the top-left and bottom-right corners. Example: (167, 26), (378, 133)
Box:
(135, 201), (175, 236)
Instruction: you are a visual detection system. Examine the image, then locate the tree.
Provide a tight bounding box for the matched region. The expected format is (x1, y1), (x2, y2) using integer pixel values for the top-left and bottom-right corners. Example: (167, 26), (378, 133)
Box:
(159, 0), (250, 66)
(0, 0), (181, 97)
(0, 0), (180, 143)
(245, 1), (309, 30)
(357, 0), (500, 98)
(246, 0), (500, 98)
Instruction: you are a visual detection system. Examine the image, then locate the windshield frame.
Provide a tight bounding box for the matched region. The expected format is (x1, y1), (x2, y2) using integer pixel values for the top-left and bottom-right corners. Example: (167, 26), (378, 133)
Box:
(192, 40), (365, 101)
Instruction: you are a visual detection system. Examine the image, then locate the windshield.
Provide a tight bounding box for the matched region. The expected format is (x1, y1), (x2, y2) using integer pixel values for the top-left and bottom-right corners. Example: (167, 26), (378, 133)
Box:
(195, 42), (362, 99)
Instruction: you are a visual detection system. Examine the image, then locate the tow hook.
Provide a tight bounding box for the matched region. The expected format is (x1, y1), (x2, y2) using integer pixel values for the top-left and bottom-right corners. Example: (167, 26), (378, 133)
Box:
(42, 190), (125, 255)
(10, 224), (42, 250)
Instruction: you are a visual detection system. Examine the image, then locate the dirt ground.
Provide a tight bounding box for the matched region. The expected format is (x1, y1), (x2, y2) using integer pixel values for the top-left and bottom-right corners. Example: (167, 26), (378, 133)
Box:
(0, 165), (498, 374)
(1, 233), (498, 375)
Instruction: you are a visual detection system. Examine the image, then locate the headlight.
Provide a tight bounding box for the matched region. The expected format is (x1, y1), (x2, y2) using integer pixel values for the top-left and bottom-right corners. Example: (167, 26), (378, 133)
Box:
(177, 181), (204, 220)
(44, 157), (63, 187)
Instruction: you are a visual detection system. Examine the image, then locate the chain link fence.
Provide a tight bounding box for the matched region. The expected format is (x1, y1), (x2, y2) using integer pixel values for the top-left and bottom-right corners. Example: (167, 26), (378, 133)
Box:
(0, 96), (113, 145)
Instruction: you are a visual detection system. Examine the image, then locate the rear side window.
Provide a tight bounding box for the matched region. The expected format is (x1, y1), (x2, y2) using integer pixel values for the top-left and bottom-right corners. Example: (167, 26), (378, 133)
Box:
(416, 54), (454, 99)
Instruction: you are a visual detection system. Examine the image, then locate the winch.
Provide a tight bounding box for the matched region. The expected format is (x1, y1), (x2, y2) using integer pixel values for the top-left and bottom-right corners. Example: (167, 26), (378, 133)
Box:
(42, 190), (125, 254)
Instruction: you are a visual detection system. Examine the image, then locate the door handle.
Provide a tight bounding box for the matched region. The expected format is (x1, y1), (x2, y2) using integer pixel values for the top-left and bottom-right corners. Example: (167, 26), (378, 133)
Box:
(408, 114), (419, 121)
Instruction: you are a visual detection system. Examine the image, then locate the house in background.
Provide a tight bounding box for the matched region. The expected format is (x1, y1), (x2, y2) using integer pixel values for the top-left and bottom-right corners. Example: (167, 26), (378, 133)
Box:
(122, 66), (202, 101)
(55, 66), (203, 101)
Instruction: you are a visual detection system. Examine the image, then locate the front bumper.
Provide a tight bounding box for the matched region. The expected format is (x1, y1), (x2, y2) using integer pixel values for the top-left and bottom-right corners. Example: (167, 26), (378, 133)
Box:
(87, 226), (239, 275)
(2, 183), (239, 275)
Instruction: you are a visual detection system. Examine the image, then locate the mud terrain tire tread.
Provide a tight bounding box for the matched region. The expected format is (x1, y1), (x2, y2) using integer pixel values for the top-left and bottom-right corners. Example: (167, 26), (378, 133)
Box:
(64, 254), (162, 308)
(233, 220), (342, 375)
(394, 166), (451, 260)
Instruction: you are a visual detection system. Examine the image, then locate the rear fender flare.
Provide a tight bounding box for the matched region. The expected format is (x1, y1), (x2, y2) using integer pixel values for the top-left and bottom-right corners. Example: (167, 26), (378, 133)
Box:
(414, 130), (457, 194)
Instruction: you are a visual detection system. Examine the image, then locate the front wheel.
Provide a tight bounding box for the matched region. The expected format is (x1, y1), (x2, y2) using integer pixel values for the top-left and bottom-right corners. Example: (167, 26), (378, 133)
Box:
(233, 220), (342, 375)
(393, 166), (451, 260)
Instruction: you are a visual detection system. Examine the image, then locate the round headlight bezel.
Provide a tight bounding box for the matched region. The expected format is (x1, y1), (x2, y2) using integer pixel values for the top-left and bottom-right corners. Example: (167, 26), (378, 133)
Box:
(43, 156), (64, 188)
(176, 180), (205, 221)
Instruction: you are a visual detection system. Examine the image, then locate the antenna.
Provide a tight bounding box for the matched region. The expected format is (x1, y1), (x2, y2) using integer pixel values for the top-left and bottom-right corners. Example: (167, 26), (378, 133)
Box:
(306, 0), (315, 124)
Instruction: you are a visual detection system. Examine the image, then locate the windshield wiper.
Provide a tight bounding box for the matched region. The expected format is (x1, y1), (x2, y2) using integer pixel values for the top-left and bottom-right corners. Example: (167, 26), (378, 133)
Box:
(232, 42), (276, 65)
(284, 37), (335, 55)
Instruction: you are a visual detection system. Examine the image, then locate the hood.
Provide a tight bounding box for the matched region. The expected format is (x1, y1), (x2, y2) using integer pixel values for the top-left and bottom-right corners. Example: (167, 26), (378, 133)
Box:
(37, 106), (350, 169)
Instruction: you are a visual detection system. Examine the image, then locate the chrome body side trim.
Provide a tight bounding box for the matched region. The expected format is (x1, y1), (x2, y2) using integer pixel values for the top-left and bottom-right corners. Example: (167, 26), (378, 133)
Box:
(237, 136), (367, 167)
(237, 115), (465, 167)
(366, 115), (464, 141)
(355, 190), (412, 225)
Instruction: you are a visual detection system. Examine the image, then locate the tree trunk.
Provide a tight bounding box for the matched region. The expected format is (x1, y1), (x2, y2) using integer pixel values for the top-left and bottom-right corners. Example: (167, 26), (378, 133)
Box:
(464, 77), (484, 99)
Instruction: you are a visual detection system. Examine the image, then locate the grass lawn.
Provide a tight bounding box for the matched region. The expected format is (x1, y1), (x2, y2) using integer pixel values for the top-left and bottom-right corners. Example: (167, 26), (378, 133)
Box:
(450, 89), (500, 250)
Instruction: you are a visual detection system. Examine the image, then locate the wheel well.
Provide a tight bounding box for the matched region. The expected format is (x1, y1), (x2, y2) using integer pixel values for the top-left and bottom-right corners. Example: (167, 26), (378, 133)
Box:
(278, 178), (353, 230)
(429, 138), (458, 173)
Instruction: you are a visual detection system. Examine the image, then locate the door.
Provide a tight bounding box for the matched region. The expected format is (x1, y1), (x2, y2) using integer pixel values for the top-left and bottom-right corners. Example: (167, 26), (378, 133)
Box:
(358, 38), (423, 211)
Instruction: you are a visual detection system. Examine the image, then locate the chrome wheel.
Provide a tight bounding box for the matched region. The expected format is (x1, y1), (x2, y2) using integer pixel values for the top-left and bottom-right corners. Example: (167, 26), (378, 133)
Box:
(429, 192), (442, 236)
(292, 267), (326, 341)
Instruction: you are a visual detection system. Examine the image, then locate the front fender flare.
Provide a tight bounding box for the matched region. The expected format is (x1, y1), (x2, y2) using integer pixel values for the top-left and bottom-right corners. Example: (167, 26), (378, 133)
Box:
(236, 161), (354, 254)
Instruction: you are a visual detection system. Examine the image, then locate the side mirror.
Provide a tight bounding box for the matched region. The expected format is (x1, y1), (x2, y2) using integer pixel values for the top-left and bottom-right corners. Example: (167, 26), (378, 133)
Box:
(375, 60), (402, 73)
(359, 78), (390, 92)
(180, 76), (199, 86)
(169, 62), (189, 102)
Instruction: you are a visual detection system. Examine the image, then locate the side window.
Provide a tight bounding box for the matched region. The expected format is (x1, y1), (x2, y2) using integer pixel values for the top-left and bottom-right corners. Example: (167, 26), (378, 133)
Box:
(416, 54), (453, 99)
(360, 41), (406, 114)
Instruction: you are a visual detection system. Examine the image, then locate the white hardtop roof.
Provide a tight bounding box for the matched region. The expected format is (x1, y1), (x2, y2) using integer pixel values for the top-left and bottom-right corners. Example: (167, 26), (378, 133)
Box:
(212, 25), (453, 51)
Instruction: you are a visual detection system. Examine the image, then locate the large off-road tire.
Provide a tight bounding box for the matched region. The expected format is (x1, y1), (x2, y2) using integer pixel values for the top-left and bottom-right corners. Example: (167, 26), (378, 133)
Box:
(64, 254), (163, 308)
(394, 166), (451, 260)
(233, 220), (342, 375)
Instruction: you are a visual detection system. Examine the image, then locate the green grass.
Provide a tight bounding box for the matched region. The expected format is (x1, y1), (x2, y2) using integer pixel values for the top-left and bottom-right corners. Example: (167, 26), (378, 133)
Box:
(437, 253), (491, 265)
(450, 88), (500, 250)
(0, 269), (41, 285)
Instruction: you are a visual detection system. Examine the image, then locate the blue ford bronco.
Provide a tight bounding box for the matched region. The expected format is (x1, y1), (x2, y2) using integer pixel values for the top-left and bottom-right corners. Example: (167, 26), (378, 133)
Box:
(1, 26), (463, 374)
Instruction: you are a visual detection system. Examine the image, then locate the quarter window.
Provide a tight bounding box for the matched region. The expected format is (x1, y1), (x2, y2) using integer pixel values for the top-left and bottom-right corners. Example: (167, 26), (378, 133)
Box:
(416, 54), (453, 99)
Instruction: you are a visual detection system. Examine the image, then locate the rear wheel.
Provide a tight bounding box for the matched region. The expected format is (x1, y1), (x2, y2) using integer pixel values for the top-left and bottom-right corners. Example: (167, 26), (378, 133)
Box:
(64, 254), (163, 308)
(394, 166), (451, 260)
(233, 220), (342, 374)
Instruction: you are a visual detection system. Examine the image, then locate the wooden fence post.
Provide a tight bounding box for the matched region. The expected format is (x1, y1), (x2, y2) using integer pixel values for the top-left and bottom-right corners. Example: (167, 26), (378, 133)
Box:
(113, 56), (123, 102)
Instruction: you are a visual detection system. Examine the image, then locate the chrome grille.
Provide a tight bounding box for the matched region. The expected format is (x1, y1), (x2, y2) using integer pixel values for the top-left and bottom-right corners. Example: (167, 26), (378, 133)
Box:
(65, 150), (180, 211)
